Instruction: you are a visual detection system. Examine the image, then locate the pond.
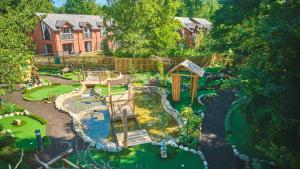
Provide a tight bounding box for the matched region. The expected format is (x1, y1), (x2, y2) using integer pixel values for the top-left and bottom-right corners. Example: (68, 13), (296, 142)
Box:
(63, 89), (111, 143)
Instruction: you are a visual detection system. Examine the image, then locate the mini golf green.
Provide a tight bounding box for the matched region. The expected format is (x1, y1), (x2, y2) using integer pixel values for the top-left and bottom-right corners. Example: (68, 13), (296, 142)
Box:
(23, 84), (81, 101)
(95, 84), (127, 96)
(69, 143), (204, 169)
(169, 89), (217, 113)
(229, 110), (268, 160)
(0, 115), (46, 151)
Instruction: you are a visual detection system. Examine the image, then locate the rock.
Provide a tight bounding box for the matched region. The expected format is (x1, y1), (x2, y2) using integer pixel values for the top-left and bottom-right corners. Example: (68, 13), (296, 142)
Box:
(190, 149), (197, 154)
(183, 147), (189, 151)
(9, 113), (14, 117)
(238, 154), (250, 162)
(200, 154), (206, 160)
(270, 162), (276, 166)
(13, 119), (22, 126)
(233, 149), (239, 156)
(179, 145), (184, 149)
(24, 110), (29, 115)
(4, 114), (9, 118)
(0, 115), (3, 119)
(197, 151), (203, 156)
(203, 161), (208, 166)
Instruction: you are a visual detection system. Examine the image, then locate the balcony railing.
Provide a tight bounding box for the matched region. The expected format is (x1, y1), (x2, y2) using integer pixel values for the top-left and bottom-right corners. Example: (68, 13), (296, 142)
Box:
(60, 33), (73, 40)
(84, 32), (92, 39)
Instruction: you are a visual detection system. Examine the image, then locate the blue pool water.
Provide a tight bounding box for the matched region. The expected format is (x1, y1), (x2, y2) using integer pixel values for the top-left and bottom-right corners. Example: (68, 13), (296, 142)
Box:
(63, 89), (111, 142)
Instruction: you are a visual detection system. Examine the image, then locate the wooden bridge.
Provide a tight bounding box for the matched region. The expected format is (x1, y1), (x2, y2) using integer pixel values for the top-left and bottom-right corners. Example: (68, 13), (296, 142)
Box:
(116, 129), (151, 147)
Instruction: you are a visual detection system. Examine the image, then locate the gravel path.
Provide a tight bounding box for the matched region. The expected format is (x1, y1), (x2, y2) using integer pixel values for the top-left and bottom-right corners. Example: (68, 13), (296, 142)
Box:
(41, 75), (77, 84)
(201, 90), (244, 169)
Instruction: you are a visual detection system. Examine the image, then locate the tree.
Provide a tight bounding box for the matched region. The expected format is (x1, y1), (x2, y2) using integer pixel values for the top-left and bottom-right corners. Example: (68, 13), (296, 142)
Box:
(105, 0), (181, 57)
(177, 0), (220, 20)
(63, 0), (103, 15)
(0, 0), (53, 88)
(213, 1), (300, 168)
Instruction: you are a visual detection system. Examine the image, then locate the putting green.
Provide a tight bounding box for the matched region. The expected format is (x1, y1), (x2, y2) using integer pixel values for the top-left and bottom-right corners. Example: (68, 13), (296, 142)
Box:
(23, 84), (81, 101)
(95, 84), (127, 96)
(69, 143), (204, 169)
(0, 115), (46, 151)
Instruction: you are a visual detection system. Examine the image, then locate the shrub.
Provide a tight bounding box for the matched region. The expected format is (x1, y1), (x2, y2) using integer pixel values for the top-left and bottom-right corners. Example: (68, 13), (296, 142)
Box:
(178, 133), (200, 149)
(0, 102), (24, 115)
(27, 114), (48, 125)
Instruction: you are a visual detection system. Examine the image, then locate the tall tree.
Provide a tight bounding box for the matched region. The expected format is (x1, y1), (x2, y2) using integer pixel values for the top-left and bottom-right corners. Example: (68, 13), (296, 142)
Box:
(213, 1), (300, 168)
(105, 0), (181, 57)
(64, 0), (102, 15)
(0, 0), (53, 88)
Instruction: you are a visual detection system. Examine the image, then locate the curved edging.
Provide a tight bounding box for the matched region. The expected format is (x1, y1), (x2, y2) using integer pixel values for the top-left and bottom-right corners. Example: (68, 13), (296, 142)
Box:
(55, 85), (121, 152)
(134, 86), (183, 127)
(225, 106), (276, 167)
(151, 140), (208, 169)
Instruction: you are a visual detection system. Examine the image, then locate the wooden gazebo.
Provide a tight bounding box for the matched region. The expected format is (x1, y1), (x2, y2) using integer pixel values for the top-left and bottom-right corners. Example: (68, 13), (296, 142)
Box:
(169, 60), (205, 103)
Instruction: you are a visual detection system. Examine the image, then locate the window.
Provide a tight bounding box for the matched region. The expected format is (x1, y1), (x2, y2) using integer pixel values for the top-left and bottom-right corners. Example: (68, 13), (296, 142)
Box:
(62, 43), (74, 54)
(44, 44), (53, 55)
(84, 27), (90, 33)
(85, 41), (92, 52)
(62, 27), (72, 33)
(41, 21), (51, 40)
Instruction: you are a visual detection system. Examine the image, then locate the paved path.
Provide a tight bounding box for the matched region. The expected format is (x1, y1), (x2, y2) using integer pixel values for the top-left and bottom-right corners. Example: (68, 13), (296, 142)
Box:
(201, 90), (244, 169)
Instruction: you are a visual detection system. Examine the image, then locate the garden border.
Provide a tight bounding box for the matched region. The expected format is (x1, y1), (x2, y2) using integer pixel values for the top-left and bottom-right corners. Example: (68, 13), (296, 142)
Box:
(225, 105), (276, 167)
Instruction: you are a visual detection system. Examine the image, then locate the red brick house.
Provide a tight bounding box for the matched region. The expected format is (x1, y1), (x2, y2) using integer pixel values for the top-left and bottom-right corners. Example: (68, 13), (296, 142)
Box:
(31, 13), (112, 56)
(175, 17), (212, 47)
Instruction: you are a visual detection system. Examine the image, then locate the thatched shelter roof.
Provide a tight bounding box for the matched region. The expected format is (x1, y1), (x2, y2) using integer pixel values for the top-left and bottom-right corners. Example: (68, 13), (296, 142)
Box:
(169, 60), (205, 77)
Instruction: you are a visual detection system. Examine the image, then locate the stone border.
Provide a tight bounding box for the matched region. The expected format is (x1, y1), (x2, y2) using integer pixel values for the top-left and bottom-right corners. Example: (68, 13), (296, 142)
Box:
(0, 110), (30, 120)
(55, 85), (121, 152)
(151, 139), (208, 169)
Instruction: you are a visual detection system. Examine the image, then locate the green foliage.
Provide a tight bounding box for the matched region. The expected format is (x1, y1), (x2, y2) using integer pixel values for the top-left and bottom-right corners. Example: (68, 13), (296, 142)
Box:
(156, 60), (164, 76)
(213, 1), (300, 168)
(0, 102), (24, 115)
(27, 114), (48, 125)
(105, 0), (181, 57)
(63, 0), (103, 15)
(0, 89), (5, 97)
(101, 39), (113, 56)
(0, 0), (53, 88)
(177, 0), (220, 19)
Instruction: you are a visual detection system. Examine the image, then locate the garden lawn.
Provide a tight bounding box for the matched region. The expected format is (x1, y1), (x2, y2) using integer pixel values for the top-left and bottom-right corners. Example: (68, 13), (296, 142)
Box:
(23, 84), (81, 101)
(0, 115), (46, 151)
(95, 84), (127, 96)
(135, 92), (179, 139)
(229, 110), (268, 160)
(69, 143), (204, 169)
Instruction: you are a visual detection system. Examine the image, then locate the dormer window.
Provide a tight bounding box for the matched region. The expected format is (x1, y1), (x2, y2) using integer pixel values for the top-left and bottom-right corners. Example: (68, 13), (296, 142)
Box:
(62, 27), (72, 33)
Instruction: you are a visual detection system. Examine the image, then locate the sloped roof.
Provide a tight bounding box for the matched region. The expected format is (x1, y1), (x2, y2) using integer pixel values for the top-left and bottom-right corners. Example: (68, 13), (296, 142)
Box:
(36, 13), (104, 31)
(169, 60), (205, 77)
(175, 17), (212, 32)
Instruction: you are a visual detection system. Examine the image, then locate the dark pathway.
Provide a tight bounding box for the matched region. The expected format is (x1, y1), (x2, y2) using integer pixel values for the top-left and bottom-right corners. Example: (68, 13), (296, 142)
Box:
(201, 90), (244, 169)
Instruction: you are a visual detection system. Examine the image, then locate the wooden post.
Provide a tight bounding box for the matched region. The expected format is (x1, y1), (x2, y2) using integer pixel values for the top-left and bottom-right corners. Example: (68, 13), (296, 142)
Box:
(171, 74), (181, 102)
(190, 76), (199, 103)
(122, 109), (128, 148)
(78, 73), (81, 83)
(109, 94), (114, 116)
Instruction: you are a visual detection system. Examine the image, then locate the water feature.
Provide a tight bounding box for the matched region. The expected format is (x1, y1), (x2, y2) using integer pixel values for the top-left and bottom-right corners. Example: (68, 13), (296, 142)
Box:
(63, 88), (111, 143)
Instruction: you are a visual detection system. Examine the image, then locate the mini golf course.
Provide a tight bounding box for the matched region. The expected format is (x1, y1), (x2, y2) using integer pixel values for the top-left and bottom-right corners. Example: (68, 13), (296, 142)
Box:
(0, 115), (47, 151)
(23, 84), (81, 101)
(69, 143), (205, 169)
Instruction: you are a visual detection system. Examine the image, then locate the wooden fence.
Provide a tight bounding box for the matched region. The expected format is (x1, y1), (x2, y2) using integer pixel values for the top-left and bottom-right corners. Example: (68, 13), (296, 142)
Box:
(33, 55), (230, 73)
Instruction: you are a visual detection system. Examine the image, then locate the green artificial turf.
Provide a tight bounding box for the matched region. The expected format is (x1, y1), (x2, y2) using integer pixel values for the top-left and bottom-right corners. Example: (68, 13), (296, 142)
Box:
(0, 115), (46, 151)
(95, 84), (127, 96)
(168, 89), (217, 113)
(69, 143), (204, 169)
(229, 110), (268, 160)
(23, 84), (81, 101)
